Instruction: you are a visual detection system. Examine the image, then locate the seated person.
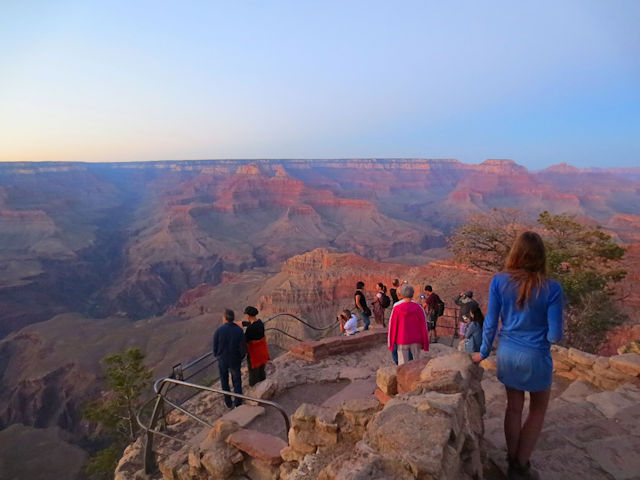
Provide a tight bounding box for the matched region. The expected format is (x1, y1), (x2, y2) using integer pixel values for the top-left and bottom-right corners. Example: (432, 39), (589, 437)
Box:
(338, 309), (358, 335)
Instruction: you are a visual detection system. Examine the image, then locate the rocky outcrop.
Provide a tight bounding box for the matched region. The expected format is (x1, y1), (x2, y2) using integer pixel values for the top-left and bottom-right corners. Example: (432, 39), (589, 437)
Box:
(141, 348), (484, 480)
(279, 352), (485, 480)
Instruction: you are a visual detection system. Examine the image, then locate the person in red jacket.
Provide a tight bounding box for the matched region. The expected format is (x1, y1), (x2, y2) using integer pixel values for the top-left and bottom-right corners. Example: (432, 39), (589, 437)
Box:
(387, 284), (429, 365)
(242, 306), (270, 386)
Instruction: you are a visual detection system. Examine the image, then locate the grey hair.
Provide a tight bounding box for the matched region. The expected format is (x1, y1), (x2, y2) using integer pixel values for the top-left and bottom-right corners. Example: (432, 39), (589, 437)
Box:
(399, 284), (414, 298)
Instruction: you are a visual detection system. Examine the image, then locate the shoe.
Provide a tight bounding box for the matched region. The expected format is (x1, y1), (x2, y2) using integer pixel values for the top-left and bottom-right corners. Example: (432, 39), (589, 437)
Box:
(507, 460), (539, 480)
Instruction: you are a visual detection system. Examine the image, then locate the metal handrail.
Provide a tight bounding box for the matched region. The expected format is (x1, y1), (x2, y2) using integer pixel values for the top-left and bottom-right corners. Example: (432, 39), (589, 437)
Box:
(263, 312), (339, 331)
(136, 310), (342, 473)
(140, 377), (290, 473)
(264, 327), (305, 343)
(154, 377), (290, 432)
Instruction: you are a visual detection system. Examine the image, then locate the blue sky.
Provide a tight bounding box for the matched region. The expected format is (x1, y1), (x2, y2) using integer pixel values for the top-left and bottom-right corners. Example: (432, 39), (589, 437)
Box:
(0, 0), (638, 169)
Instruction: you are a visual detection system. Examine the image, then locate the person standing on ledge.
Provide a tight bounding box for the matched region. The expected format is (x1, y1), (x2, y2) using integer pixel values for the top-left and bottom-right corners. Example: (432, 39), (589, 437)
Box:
(354, 281), (371, 330)
(422, 285), (442, 343)
(213, 309), (247, 408)
(455, 290), (479, 320)
(388, 284), (429, 365)
(472, 231), (563, 480)
(389, 278), (400, 304)
(243, 306), (269, 387)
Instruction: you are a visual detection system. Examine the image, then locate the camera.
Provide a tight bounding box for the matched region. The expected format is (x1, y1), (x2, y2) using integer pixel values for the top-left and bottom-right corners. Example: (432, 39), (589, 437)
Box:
(420, 294), (425, 299)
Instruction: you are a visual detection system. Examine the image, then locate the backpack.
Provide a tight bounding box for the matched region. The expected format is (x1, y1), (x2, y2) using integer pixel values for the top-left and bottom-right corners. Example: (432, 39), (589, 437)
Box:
(380, 293), (391, 308)
(436, 296), (445, 317)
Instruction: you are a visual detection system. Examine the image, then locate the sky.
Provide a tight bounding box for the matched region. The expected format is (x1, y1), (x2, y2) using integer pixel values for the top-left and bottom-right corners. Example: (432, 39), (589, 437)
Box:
(0, 1), (639, 170)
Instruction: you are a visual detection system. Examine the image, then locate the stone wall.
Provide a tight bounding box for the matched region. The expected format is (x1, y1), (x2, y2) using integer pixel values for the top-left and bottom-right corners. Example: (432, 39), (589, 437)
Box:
(288, 329), (388, 361)
(153, 419), (287, 480)
(280, 352), (485, 480)
(149, 351), (486, 480)
(551, 347), (640, 390)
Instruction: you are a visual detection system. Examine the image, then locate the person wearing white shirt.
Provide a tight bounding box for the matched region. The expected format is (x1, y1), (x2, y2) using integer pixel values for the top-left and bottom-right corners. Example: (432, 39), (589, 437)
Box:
(338, 309), (359, 336)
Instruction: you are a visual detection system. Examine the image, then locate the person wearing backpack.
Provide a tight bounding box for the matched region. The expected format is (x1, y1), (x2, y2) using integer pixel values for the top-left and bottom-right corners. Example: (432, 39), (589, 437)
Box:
(354, 281), (371, 330)
(421, 285), (442, 343)
(372, 282), (390, 327)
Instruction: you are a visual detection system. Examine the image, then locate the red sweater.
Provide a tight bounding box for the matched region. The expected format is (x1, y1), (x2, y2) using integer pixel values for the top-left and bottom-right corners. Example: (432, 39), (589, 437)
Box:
(387, 300), (429, 351)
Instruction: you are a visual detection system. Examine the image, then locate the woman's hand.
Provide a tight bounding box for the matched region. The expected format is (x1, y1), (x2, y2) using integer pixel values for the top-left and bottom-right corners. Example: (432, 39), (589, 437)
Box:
(471, 353), (483, 364)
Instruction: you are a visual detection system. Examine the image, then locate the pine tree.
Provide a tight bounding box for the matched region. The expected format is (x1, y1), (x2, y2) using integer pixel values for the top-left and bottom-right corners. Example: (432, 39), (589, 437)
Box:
(83, 347), (152, 479)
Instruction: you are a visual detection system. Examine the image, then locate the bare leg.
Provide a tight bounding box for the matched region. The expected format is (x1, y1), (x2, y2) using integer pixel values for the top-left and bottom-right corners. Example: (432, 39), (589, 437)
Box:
(504, 387), (525, 462)
(516, 389), (551, 465)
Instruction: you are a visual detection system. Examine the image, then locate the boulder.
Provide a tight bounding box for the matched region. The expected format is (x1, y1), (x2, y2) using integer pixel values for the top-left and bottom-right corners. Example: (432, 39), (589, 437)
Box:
(418, 353), (477, 394)
(244, 457), (281, 480)
(374, 388), (392, 405)
(200, 450), (234, 479)
(396, 357), (431, 393)
(376, 366), (398, 395)
(364, 402), (461, 479)
(208, 419), (241, 442)
(250, 378), (277, 400)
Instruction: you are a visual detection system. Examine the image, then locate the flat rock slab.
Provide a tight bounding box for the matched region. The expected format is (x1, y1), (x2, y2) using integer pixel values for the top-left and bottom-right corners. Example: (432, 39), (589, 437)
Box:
(586, 391), (637, 418)
(586, 435), (640, 480)
(219, 405), (265, 427)
(532, 444), (612, 480)
(321, 378), (377, 408)
(338, 366), (372, 381)
(226, 429), (286, 466)
(559, 379), (600, 403)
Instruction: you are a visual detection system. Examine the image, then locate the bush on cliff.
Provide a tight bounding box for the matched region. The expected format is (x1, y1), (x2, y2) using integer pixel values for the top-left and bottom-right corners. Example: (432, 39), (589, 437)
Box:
(450, 209), (627, 353)
(83, 347), (152, 479)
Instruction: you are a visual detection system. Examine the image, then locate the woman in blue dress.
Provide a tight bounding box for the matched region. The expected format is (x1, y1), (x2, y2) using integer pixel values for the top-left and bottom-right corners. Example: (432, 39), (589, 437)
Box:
(472, 231), (563, 480)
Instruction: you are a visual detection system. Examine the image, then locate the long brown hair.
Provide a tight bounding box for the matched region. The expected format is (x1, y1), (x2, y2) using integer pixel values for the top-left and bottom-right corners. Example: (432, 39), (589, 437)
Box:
(504, 231), (547, 308)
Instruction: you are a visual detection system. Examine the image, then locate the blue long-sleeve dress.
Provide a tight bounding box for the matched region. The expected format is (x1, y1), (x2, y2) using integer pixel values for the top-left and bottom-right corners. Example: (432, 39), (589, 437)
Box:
(479, 272), (564, 391)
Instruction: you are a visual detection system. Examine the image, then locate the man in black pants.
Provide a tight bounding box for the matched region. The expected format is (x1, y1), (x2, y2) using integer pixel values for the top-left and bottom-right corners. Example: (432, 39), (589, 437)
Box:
(213, 309), (246, 408)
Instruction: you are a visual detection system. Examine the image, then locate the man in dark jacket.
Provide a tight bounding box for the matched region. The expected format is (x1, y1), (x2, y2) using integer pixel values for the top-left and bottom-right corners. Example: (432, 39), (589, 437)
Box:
(213, 309), (246, 408)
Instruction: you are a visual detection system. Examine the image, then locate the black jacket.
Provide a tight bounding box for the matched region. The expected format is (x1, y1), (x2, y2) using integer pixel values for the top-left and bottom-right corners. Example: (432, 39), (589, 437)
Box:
(213, 322), (247, 366)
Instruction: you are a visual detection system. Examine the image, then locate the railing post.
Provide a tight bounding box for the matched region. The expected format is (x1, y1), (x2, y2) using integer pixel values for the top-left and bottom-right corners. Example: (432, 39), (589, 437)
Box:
(144, 394), (165, 474)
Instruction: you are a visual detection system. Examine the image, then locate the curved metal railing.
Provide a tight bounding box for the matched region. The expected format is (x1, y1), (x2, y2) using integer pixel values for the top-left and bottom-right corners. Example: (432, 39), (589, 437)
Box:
(140, 378), (290, 473)
(136, 311), (339, 473)
(263, 312), (339, 332)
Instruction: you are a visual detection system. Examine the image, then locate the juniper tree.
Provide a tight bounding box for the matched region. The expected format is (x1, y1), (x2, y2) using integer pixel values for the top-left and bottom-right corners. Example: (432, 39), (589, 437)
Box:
(450, 209), (627, 352)
(83, 347), (152, 479)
